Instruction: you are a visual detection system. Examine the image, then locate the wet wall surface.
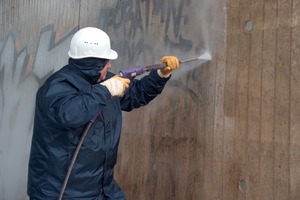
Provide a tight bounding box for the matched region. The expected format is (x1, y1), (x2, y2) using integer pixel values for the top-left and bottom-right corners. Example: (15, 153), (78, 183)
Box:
(1, 0), (300, 200)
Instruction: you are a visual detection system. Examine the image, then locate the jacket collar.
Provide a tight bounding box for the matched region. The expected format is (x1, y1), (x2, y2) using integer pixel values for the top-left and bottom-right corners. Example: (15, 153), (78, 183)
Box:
(68, 57), (108, 84)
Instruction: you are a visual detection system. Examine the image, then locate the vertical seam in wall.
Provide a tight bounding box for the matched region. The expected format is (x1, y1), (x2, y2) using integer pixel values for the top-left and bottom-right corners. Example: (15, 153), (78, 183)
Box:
(223, 3), (229, 199)
(273, 0), (278, 198)
(78, 0), (81, 29)
(245, 2), (251, 199)
(234, 0), (241, 198)
(259, 0), (266, 197)
(221, 2), (228, 197)
(211, 47), (217, 200)
(222, 1), (230, 198)
(288, 0), (293, 198)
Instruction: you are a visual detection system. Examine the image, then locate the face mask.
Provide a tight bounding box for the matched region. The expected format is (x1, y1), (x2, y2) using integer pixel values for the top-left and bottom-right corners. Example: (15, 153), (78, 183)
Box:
(69, 58), (109, 84)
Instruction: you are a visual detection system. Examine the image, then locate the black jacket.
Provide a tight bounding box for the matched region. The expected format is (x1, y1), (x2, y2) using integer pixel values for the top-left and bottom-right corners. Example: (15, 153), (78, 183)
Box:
(27, 58), (170, 199)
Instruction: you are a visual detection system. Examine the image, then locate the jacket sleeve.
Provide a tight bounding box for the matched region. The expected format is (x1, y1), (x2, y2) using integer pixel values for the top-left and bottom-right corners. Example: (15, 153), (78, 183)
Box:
(120, 70), (170, 111)
(40, 79), (112, 129)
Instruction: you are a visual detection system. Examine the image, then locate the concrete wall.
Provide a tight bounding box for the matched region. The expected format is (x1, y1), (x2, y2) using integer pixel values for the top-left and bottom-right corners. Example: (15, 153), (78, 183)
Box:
(1, 0), (299, 200)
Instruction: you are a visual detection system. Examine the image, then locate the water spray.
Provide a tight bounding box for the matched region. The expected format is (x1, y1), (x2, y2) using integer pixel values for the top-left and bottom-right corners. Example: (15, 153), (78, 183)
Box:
(119, 51), (212, 78)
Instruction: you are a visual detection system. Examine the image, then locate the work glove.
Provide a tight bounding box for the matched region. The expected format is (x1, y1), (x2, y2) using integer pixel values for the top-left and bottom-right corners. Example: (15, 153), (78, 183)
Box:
(158, 56), (180, 77)
(100, 75), (130, 97)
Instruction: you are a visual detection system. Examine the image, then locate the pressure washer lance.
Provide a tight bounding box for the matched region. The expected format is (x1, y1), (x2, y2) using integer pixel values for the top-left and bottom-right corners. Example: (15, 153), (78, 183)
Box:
(119, 52), (212, 78)
(58, 53), (211, 199)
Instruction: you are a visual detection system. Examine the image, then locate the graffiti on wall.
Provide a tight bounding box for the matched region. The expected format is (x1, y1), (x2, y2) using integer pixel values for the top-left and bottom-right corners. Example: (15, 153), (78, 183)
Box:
(101, 0), (192, 38)
(0, 25), (75, 199)
(98, 0), (204, 102)
(98, 0), (195, 64)
(0, 0), (223, 198)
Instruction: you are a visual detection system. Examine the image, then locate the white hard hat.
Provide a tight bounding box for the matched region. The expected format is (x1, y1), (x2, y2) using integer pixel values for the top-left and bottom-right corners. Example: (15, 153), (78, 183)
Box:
(68, 27), (118, 60)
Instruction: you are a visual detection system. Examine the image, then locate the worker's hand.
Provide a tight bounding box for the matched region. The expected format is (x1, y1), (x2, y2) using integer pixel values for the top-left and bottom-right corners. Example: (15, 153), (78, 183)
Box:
(100, 75), (130, 97)
(158, 56), (180, 77)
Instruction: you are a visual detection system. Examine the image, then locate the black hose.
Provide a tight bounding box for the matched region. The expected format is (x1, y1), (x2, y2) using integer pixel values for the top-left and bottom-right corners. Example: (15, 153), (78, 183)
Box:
(58, 113), (100, 200)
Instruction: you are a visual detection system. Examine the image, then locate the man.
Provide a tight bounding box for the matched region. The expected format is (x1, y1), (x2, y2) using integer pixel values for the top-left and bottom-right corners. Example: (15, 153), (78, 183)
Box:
(27, 27), (180, 200)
